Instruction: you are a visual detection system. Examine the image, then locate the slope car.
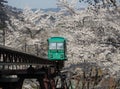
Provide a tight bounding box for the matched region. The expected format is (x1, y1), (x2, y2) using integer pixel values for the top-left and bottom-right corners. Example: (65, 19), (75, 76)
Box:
(47, 37), (67, 61)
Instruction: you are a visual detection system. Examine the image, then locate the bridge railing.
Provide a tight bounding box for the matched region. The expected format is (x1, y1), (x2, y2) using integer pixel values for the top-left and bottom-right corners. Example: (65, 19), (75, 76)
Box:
(0, 45), (56, 70)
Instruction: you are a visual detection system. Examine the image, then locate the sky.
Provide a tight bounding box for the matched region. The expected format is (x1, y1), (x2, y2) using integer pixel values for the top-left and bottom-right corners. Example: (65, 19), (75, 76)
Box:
(7, 0), (58, 9)
(7, 0), (87, 9)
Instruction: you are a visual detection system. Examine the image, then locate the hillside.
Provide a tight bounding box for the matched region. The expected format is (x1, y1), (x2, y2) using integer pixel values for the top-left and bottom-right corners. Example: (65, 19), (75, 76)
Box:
(3, 5), (120, 76)
(0, 1), (120, 88)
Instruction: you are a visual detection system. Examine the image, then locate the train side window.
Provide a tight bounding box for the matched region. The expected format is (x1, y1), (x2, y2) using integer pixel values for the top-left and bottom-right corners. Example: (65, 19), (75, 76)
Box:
(57, 43), (64, 49)
(49, 43), (56, 49)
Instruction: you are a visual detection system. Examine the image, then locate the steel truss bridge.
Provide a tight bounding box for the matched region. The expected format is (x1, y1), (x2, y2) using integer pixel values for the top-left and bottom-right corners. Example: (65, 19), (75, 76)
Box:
(0, 45), (65, 89)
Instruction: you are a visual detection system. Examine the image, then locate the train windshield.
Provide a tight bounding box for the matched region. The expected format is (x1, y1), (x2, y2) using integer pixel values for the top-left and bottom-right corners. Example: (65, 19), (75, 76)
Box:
(49, 43), (56, 49)
(49, 43), (64, 50)
(57, 43), (64, 49)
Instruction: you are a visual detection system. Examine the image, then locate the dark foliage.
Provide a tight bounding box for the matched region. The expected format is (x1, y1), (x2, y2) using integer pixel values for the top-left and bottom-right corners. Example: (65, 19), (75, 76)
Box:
(0, 0), (8, 29)
(79, 0), (118, 7)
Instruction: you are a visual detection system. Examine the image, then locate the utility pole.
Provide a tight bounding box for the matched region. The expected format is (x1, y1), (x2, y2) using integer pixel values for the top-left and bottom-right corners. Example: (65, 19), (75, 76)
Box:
(24, 37), (27, 52)
(35, 43), (39, 56)
(3, 28), (5, 46)
(0, 28), (5, 46)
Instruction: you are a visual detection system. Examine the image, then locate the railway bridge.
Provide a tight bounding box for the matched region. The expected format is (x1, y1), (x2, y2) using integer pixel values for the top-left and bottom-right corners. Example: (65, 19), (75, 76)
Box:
(0, 45), (64, 89)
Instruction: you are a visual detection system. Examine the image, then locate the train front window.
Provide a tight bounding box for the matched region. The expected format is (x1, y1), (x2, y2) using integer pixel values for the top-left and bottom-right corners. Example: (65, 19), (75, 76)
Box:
(49, 43), (56, 49)
(57, 43), (64, 49)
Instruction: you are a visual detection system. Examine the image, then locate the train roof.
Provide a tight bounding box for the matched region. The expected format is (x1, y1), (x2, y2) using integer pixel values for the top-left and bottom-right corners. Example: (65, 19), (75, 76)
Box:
(48, 37), (66, 42)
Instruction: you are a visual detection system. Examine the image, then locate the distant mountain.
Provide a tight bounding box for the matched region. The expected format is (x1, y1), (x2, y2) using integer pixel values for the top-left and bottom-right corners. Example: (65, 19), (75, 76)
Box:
(32, 8), (61, 12)
(6, 5), (61, 13)
(42, 8), (61, 12)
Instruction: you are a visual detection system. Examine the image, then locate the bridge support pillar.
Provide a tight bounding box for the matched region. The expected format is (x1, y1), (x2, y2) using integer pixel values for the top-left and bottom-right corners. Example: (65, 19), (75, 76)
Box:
(1, 82), (18, 89)
(16, 78), (24, 89)
(37, 77), (45, 89)
(0, 78), (24, 89)
(2, 87), (16, 89)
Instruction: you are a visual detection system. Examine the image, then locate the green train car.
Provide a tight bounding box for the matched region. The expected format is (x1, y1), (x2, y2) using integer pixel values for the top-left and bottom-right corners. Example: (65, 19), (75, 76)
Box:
(47, 37), (67, 61)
